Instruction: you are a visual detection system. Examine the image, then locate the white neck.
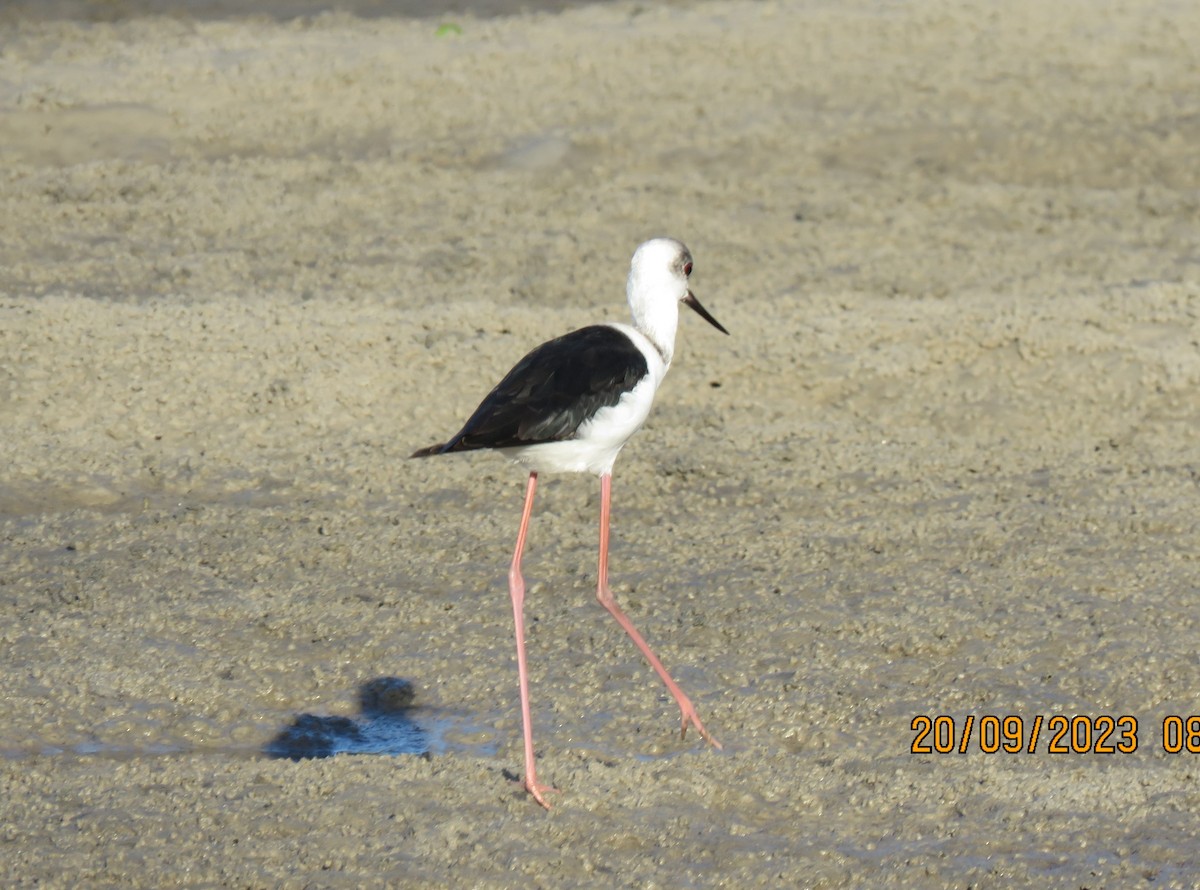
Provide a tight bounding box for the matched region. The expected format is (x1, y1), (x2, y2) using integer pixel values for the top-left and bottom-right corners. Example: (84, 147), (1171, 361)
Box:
(626, 267), (685, 367)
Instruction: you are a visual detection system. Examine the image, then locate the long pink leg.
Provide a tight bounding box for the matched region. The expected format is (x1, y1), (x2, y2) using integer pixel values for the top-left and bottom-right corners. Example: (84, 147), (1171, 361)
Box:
(508, 471), (557, 808)
(595, 473), (721, 749)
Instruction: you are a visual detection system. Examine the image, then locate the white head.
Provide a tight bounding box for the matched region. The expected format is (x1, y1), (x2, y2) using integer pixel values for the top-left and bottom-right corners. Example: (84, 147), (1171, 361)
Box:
(626, 238), (727, 365)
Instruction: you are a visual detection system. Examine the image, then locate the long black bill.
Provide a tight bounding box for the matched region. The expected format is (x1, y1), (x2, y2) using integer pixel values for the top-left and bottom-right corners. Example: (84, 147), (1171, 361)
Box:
(683, 291), (729, 335)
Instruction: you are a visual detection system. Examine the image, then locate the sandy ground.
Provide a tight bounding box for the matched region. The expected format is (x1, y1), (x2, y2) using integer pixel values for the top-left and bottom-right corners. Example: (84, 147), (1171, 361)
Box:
(2, 0), (1200, 885)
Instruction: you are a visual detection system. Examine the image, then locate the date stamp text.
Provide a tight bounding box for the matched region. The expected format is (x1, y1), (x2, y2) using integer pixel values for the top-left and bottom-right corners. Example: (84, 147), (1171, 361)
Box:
(910, 715), (1200, 755)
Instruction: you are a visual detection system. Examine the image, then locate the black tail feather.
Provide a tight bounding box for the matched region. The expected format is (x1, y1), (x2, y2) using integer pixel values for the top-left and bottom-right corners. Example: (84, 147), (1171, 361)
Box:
(410, 443), (446, 459)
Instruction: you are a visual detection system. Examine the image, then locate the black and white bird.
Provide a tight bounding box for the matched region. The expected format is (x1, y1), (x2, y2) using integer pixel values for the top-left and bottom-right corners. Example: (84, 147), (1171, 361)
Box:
(412, 237), (727, 808)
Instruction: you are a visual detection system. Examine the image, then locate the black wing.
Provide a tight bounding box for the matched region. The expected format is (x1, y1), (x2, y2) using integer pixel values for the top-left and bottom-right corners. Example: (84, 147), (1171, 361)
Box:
(411, 325), (649, 457)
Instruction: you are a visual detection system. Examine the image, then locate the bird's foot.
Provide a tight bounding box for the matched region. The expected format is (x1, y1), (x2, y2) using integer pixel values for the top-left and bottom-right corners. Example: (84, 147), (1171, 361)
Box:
(679, 704), (723, 750)
(524, 777), (560, 810)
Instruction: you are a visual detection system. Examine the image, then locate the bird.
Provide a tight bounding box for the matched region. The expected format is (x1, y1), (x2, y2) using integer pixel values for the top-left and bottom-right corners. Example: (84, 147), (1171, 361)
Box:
(412, 237), (727, 808)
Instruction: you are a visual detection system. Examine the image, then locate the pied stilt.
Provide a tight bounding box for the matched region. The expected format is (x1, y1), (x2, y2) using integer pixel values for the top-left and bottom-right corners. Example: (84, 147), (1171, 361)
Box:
(412, 237), (727, 808)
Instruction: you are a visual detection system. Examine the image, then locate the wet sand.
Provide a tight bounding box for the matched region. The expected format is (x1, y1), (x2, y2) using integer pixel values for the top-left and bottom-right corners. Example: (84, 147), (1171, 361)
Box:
(3, 0), (1200, 885)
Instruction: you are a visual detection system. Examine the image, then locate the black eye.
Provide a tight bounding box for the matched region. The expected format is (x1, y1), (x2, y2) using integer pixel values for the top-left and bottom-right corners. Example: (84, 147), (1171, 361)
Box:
(683, 262), (693, 277)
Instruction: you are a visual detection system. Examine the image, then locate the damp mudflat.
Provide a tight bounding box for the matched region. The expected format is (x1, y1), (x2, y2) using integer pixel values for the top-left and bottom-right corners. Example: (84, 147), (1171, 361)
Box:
(3, 0), (1200, 886)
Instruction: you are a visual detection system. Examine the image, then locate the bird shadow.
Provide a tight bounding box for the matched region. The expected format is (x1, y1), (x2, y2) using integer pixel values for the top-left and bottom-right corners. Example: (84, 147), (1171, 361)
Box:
(264, 676), (429, 760)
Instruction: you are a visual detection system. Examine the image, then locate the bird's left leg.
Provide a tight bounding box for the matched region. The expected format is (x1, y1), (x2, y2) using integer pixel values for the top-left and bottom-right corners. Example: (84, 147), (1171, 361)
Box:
(509, 471), (558, 807)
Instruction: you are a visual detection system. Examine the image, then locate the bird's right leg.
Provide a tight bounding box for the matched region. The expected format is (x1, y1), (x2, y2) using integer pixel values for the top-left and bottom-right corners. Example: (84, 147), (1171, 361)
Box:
(594, 472), (721, 749)
(508, 471), (557, 808)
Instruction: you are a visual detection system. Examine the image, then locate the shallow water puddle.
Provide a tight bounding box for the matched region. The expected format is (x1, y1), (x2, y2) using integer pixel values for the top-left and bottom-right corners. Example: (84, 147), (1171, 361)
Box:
(266, 677), (498, 759)
(2, 677), (497, 762)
